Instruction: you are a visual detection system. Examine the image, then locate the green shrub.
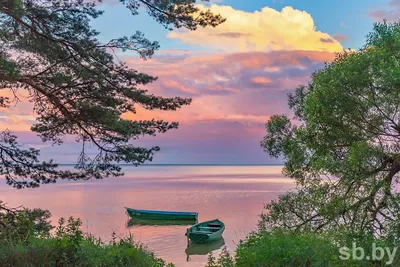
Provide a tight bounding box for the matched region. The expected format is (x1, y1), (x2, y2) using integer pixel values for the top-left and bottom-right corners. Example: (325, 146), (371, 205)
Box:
(206, 247), (234, 267)
(207, 230), (400, 267)
(0, 213), (174, 267)
(0, 201), (53, 243)
(235, 231), (340, 267)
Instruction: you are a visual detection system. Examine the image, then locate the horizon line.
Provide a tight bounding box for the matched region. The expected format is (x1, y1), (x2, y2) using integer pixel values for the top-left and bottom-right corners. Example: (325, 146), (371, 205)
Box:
(57, 163), (284, 166)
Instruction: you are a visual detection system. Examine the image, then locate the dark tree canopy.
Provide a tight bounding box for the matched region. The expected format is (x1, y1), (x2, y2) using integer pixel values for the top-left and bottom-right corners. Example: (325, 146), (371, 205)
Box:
(261, 21), (400, 239)
(0, 0), (225, 188)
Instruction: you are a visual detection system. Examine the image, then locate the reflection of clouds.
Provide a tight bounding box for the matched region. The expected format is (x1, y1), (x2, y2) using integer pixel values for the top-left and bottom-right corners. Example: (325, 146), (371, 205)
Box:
(0, 165), (292, 266)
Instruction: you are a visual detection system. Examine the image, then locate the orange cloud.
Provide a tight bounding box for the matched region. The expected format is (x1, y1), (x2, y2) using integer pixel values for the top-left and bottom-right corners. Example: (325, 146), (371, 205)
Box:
(168, 5), (344, 53)
(0, 89), (35, 131)
(251, 77), (273, 85)
(0, 116), (34, 131)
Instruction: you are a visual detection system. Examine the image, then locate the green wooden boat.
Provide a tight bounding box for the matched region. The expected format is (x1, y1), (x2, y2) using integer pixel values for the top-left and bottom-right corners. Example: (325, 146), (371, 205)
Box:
(185, 219), (225, 243)
(125, 207), (198, 221)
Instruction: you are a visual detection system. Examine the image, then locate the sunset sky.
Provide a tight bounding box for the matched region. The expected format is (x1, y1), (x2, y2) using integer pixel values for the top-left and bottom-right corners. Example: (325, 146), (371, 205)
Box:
(1, 0), (398, 164)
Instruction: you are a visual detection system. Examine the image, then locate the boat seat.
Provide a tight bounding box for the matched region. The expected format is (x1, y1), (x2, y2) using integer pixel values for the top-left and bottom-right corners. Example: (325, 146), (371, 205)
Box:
(208, 224), (221, 227)
(198, 227), (220, 233)
(193, 229), (212, 234)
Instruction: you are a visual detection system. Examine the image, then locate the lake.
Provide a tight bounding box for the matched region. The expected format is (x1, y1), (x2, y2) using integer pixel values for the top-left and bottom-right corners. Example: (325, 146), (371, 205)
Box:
(0, 165), (295, 267)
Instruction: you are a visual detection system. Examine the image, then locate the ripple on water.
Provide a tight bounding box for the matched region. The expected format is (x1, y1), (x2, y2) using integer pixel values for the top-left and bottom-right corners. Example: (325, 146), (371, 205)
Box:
(0, 165), (292, 267)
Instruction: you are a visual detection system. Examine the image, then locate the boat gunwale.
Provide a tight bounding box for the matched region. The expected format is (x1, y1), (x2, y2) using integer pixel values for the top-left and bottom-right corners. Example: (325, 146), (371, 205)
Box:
(187, 219), (225, 235)
(125, 207), (198, 216)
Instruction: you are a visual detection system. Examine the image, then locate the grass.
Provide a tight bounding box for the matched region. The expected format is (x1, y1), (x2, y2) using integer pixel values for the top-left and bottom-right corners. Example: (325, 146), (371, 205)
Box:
(0, 215), (174, 267)
(0, 236), (172, 267)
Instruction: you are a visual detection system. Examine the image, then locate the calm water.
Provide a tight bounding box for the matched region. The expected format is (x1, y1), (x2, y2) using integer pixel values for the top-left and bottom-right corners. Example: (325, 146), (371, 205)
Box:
(0, 165), (294, 267)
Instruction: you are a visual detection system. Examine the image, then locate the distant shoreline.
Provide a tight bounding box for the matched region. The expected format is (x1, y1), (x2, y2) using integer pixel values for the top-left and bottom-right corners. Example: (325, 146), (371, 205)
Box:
(56, 164), (284, 166)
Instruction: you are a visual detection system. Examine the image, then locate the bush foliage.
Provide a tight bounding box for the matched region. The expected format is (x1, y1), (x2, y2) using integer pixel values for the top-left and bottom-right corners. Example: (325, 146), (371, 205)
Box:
(0, 203), (173, 267)
(207, 230), (400, 267)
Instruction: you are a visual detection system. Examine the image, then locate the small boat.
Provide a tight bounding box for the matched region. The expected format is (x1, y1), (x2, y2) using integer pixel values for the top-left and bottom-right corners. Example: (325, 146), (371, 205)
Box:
(185, 219), (225, 243)
(126, 217), (197, 227)
(125, 207), (198, 221)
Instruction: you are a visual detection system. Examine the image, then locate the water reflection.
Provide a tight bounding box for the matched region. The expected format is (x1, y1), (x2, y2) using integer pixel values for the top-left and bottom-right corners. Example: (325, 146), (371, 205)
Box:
(0, 165), (293, 267)
(185, 238), (225, 261)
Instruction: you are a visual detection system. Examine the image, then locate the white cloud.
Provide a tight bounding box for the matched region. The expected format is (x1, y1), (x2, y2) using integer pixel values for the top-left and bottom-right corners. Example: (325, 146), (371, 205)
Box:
(167, 5), (343, 53)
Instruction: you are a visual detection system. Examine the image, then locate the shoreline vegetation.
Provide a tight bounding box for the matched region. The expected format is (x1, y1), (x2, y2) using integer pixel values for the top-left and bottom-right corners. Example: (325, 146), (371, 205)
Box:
(2, 201), (399, 267)
(0, 202), (174, 267)
(207, 231), (400, 267)
(54, 164), (285, 166)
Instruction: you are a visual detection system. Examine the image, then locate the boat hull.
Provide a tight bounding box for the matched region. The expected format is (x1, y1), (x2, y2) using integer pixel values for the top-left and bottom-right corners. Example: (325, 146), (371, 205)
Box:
(186, 219), (225, 244)
(127, 217), (197, 226)
(187, 231), (223, 243)
(125, 207), (198, 221)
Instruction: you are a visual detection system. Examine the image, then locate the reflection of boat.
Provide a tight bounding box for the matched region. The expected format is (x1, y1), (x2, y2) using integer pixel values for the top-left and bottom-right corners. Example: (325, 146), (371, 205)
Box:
(185, 219), (225, 243)
(125, 207), (198, 221)
(126, 217), (197, 227)
(185, 237), (225, 255)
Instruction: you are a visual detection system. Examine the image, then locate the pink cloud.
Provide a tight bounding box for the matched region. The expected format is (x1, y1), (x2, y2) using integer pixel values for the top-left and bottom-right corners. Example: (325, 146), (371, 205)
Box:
(251, 77), (273, 86)
(333, 34), (348, 42)
(367, 0), (400, 22)
(2, 47), (336, 164)
(1, 49), (331, 133)
(0, 1), (343, 164)
(121, 49), (335, 136)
